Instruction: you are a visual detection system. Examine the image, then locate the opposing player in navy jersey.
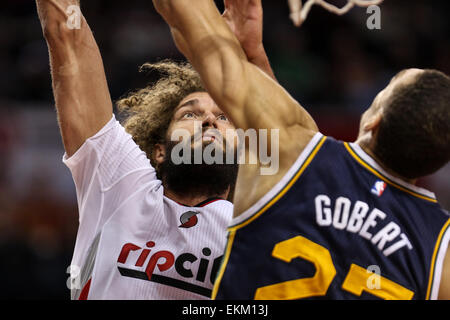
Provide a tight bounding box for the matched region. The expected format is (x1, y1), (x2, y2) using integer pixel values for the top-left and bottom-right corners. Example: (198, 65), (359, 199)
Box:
(153, 0), (450, 299)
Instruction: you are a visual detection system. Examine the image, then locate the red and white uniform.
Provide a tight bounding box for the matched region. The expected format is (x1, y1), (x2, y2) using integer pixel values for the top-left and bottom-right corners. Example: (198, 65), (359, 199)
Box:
(63, 115), (232, 300)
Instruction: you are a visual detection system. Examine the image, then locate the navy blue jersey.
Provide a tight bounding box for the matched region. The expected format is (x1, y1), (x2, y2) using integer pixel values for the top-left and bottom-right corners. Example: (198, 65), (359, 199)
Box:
(213, 133), (450, 300)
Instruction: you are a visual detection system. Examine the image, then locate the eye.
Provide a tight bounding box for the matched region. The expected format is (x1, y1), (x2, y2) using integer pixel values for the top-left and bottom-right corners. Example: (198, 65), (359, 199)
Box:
(182, 112), (196, 119)
(217, 114), (229, 121)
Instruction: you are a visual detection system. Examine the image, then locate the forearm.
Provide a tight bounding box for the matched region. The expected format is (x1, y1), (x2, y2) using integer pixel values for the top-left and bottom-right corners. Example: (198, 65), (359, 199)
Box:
(36, 0), (112, 156)
(154, 0), (316, 133)
(154, 0), (248, 105)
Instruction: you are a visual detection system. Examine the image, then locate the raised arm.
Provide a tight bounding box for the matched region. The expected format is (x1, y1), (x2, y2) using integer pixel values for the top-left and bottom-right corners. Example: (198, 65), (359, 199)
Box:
(222, 0), (276, 80)
(36, 0), (113, 156)
(152, 0), (317, 135)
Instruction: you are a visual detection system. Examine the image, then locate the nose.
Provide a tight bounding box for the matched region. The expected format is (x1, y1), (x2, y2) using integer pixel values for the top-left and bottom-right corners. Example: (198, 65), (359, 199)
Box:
(202, 112), (217, 129)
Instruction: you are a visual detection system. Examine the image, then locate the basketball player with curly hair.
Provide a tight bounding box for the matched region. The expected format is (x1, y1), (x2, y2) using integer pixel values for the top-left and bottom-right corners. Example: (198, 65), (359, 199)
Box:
(35, 0), (273, 299)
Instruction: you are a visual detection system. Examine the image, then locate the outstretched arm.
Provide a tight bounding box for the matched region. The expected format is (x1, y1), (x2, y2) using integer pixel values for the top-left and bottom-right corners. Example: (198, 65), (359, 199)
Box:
(152, 0), (317, 135)
(36, 0), (113, 157)
(223, 0), (276, 80)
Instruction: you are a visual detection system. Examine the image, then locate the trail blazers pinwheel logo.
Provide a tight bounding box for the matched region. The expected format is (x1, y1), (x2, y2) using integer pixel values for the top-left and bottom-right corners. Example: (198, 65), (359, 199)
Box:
(179, 211), (199, 228)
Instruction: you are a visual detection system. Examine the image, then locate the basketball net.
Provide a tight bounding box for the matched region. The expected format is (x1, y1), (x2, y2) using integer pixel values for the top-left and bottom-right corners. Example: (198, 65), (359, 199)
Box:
(289, 0), (385, 26)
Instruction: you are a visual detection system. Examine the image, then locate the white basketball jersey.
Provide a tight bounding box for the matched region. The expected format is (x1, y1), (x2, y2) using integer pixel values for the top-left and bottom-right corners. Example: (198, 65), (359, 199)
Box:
(63, 115), (232, 300)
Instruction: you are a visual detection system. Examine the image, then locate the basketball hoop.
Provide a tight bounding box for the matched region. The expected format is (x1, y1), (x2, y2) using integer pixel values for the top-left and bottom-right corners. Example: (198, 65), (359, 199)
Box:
(288, 0), (385, 27)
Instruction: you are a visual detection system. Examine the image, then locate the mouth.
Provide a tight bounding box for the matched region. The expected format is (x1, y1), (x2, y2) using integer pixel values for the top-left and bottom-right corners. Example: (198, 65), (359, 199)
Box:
(202, 131), (217, 142)
(202, 135), (215, 142)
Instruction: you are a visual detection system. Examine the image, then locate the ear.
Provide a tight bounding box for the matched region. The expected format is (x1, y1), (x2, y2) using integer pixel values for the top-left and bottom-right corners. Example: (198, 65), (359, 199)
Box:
(153, 143), (166, 165)
(363, 111), (383, 132)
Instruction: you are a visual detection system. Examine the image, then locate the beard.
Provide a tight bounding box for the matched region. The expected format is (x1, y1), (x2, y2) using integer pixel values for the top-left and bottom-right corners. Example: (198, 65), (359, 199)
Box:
(159, 139), (239, 199)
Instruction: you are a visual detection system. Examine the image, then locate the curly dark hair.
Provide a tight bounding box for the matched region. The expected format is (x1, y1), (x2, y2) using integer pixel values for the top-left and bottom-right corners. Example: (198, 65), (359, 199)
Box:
(116, 60), (205, 170)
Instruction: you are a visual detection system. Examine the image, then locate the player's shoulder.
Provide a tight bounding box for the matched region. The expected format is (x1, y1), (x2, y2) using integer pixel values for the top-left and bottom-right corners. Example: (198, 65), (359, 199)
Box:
(299, 133), (349, 164)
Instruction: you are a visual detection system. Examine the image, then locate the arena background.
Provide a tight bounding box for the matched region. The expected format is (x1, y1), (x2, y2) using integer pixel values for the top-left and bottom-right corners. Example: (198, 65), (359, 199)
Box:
(0, 0), (448, 299)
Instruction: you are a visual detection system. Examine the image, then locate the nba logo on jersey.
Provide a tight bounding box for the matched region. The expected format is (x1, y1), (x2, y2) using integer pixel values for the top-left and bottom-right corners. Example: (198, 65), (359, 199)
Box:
(371, 180), (387, 197)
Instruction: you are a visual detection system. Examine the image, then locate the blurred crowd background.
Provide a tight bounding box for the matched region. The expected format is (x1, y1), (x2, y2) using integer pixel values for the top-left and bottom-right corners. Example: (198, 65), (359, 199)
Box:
(0, 0), (449, 299)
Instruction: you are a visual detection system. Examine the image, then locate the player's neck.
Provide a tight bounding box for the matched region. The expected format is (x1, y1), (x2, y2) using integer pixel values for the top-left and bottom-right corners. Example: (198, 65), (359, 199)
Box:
(164, 187), (230, 207)
(356, 139), (417, 185)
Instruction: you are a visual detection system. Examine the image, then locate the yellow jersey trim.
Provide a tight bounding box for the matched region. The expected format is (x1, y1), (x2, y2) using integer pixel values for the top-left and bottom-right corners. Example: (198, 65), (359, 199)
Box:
(426, 218), (450, 299)
(212, 229), (236, 300)
(344, 143), (437, 203)
(212, 136), (326, 299)
(230, 136), (327, 231)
